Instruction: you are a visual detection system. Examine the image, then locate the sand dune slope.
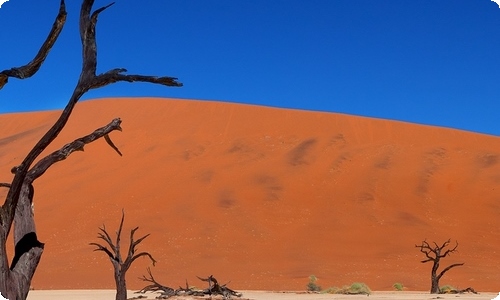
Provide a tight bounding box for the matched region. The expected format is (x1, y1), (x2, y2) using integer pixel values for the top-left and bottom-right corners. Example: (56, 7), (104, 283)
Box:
(1, 97), (499, 292)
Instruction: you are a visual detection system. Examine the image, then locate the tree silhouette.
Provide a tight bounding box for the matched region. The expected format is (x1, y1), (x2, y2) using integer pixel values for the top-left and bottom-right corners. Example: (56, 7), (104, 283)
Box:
(416, 239), (464, 294)
(0, 1), (181, 299)
(90, 211), (155, 300)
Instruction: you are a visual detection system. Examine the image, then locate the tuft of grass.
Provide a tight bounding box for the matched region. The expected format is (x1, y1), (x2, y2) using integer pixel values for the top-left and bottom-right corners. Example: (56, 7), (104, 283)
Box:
(439, 285), (457, 294)
(393, 282), (404, 291)
(306, 275), (322, 292)
(347, 282), (371, 295)
(323, 282), (371, 295)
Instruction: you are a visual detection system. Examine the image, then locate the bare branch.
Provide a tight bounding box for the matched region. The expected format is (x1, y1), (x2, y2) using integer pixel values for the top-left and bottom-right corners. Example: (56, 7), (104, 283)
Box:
(0, 0), (67, 89)
(441, 241), (459, 258)
(104, 134), (122, 156)
(89, 242), (115, 261)
(129, 252), (156, 267)
(25, 118), (122, 183)
(92, 71), (183, 90)
(115, 209), (125, 264)
(137, 267), (174, 295)
(96, 225), (117, 254)
(437, 263), (465, 281)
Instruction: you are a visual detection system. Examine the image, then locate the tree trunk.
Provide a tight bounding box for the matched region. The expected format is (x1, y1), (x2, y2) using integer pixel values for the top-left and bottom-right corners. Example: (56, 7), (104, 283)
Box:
(0, 182), (43, 300)
(430, 275), (439, 294)
(115, 269), (127, 300)
(430, 260), (439, 293)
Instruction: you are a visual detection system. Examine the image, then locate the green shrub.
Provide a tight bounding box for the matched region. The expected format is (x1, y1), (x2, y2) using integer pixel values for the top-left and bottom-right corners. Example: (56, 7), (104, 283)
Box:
(439, 285), (457, 294)
(306, 275), (321, 292)
(348, 282), (371, 295)
(393, 282), (404, 291)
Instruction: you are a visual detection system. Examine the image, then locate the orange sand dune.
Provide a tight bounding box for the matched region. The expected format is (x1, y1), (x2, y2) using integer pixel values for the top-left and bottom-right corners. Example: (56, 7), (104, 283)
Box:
(1, 97), (499, 292)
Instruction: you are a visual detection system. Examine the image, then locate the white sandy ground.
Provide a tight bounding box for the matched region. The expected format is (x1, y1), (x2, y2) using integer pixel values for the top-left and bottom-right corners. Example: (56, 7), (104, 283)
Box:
(24, 290), (499, 300)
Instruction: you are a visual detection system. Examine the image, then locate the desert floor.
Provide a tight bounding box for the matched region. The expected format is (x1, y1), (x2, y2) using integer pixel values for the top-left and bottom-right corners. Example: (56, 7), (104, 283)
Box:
(25, 290), (498, 300)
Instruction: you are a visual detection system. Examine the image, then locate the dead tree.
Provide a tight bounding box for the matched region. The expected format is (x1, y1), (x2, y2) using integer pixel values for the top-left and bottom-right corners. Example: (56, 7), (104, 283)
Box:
(90, 211), (156, 300)
(0, 1), (181, 299)
(137, 271), (242, 299)
(416, 239), (464, 294)
(197, 275), (243, 299)
(137, 267), (176, 297)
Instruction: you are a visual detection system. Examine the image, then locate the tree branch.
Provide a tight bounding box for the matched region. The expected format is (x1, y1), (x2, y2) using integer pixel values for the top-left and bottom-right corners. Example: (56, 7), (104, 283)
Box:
(0, 0), (67, 89)
(437, 263), (465, 281)
(137, 267), (174, 295)
(24, 118), (122, 183)
(115, 209), (125, 264)
(89, 242), (115, 261)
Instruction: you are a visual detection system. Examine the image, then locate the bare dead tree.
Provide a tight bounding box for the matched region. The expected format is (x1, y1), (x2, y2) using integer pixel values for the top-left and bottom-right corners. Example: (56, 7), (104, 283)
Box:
(197, 275), (242, 299)
(0, 1), (181, 299)
(90, 211), (156, 300)
(415, 239), (464, 294)
(137, 271), (242, 299)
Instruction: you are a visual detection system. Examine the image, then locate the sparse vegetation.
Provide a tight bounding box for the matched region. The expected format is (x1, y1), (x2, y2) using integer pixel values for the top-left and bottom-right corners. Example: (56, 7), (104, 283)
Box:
(439, 285), (456, 294)
(306, 275), (322, 292)
(322, 282), (371, 295)
(346, 282), (371, 295)
(393, 282), (404, 291)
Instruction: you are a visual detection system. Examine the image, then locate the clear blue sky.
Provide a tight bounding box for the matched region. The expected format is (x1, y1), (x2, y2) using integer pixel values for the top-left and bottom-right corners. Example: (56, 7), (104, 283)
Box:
(1, 1), (499, 136)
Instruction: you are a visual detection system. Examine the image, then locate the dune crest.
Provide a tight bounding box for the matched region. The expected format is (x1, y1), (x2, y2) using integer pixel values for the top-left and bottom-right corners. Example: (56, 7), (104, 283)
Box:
(0, 97), (499, 291)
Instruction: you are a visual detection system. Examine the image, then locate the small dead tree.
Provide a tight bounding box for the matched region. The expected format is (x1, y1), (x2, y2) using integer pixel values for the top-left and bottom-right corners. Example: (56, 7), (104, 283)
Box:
(90, 211), (156, 300)
(0, 1), (181, 299)
(415, 239), (464, 294)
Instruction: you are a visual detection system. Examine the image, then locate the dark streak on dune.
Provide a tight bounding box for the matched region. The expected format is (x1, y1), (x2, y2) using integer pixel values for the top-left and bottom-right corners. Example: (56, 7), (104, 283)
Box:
(287, 138), (317, 166)
(416, 147), (447, 196)
(357, 192), (375, 202)
(476, 152), (498, 168)
(219, 190), (236, 208)
(197, 169), (214, 183)
(0, 125), (47, 146)
(329, 152), (351, 173)
(254, 174), (283, 201)
(398, 212), (428, 226)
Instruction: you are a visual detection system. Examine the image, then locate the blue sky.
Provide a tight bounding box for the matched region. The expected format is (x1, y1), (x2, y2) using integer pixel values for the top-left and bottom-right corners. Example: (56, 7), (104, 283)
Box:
(1, 1), (500, 136)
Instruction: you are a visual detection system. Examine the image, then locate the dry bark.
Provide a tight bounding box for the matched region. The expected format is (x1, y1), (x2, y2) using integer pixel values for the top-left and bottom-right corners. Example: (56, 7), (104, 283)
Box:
(0, 0), (181, 299)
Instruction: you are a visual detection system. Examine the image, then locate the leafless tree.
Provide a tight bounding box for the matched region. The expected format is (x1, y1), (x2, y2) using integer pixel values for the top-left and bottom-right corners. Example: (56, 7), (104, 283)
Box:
(0, 1), (181, 299)
(90, 211), (155, 300)
(415, 239), (464, 294)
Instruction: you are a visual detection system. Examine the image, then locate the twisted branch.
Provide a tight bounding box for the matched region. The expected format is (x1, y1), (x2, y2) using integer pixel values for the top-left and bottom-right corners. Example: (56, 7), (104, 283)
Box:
(0, 0), (67, 89)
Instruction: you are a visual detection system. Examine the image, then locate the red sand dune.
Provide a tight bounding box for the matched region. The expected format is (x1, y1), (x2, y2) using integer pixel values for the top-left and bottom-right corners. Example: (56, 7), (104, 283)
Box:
(0, 97), (500, 292)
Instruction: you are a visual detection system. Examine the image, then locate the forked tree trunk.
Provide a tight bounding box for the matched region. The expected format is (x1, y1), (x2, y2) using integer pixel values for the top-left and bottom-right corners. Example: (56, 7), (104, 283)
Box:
(90, 211), (156, 300)
(416, 239), (464, 294)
